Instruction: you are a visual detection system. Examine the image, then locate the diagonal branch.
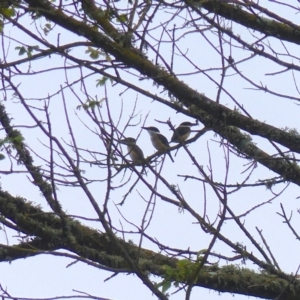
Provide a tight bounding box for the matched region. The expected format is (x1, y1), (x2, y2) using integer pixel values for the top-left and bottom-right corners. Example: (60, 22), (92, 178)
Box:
(189, 0), (300, 45)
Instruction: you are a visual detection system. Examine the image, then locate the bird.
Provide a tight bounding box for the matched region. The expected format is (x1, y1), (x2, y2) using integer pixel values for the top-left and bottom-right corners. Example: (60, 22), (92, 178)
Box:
(142, 126), (174, 162)
(170, 121), (197, 144)
(118, 137), (145, 164)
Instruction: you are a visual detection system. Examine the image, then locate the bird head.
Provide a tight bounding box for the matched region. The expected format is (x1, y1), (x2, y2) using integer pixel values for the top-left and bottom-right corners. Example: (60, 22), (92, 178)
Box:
(118, 137), (137, 145)
(142, 126), (160, 134)
(179, 121), (197, 127)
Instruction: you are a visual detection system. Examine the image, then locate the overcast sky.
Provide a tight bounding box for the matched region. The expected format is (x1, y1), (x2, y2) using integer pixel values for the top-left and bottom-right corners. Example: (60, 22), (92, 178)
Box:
(1, 1), (300, 300)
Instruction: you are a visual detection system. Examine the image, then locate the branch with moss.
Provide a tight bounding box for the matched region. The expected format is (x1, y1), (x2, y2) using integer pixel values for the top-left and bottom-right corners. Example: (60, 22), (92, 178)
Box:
(0, 187), (299, 299)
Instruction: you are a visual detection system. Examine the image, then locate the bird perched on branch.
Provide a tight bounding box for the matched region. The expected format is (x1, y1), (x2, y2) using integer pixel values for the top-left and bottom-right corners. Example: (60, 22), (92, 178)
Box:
(118, 137), (145, 164)
(170, 121), (197, 144)
(142, 126), (174, 162)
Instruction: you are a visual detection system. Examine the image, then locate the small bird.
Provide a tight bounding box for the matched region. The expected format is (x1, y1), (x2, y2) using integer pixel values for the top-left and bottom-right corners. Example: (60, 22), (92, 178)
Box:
(170, 121), (197, 143)
(142, 126), (174, 162)
(118, 137), (145, 163)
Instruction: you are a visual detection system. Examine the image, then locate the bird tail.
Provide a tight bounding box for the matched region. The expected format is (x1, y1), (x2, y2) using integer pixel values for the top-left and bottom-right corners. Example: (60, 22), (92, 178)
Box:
(167, 151), (174, 163)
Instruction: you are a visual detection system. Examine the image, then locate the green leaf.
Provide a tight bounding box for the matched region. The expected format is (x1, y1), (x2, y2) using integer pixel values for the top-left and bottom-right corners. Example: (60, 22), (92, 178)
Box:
(85, 46), (101, 59)
(43, 23), (52, 35)
(117, 14), (128, 23)
(96, 76), (113, 87)
(161, 280), (171, 293)
(96, 76), (108, 87)
(15, 45), (39, 57)
(77, 98), (105, 111)
(11, 135), (24, 144)
(0, 7), (15, 18)
(155, 279), (171, 294)
(15, 46), (26, 56)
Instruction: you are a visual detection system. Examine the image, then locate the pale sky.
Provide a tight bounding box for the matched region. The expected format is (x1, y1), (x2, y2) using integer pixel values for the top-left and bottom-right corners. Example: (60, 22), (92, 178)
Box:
(1, 1), (300, 300)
